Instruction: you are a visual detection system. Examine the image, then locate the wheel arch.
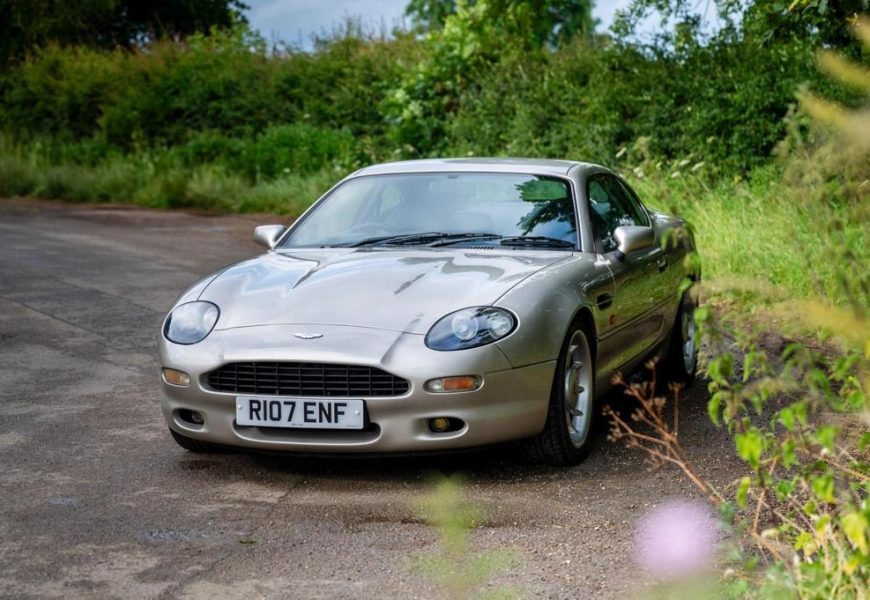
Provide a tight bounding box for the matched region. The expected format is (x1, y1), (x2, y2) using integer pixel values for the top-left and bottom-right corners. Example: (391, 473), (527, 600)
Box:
(493, 253), (608, 369)
(567, 305), (597, 365)
(521, 302), (598, 466)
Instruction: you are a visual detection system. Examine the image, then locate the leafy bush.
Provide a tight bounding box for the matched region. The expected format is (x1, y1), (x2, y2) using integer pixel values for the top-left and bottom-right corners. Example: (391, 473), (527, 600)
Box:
(170, 124), (358, 179)
(1, 8), (844, 174)
(607, 22), (870, 597)
(442, 31), (853, 173)
(244, 123), (357, 178)
(0, 24), (416, 150)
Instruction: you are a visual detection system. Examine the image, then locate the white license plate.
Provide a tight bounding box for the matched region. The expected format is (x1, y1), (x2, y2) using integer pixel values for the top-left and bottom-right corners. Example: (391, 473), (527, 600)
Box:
(235, 397), (365, 429)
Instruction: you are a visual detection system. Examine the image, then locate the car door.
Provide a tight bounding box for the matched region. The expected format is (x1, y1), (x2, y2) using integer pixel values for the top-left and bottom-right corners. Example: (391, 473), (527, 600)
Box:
(587, 174), (668, 377)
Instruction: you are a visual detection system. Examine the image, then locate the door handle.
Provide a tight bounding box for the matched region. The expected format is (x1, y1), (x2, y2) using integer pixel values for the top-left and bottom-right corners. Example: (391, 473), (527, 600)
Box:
(596, 293), (613, 310)
(657, 258), (668, 272)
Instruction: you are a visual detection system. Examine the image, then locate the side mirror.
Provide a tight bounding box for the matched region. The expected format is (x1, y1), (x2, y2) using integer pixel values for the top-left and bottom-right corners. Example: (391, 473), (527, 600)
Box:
(253, 224), (285, 249)
(613, 226), (655, 258)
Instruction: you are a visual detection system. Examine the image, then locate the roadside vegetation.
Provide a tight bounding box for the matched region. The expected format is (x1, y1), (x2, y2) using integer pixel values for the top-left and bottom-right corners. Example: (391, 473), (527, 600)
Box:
(1, 0), (868, 596)
(606, 26), (870, 597)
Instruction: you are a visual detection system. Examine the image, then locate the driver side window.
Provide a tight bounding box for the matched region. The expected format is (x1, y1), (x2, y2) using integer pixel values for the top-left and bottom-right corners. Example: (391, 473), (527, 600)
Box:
(586, 175), (648, 253)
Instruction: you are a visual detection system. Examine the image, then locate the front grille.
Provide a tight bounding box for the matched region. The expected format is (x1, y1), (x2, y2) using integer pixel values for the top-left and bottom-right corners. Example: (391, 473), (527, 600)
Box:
(205, 362), (410, 397)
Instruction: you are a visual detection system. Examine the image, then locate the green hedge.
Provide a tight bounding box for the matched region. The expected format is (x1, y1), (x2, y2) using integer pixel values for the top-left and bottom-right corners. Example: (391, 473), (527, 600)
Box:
(0, 28), (415, 156)
(0, 23), (860, 215)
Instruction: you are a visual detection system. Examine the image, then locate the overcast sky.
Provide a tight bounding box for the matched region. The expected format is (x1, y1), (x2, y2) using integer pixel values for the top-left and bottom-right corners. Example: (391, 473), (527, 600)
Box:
(245, 0), (632, 49)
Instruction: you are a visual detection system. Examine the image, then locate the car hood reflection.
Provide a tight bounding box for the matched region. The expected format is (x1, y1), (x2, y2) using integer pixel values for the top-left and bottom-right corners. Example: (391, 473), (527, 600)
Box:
(200, 248), (571, 333)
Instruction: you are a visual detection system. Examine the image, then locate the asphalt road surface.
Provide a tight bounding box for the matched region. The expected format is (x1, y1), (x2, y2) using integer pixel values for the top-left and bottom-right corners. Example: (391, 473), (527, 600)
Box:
(0, 198), (745, 599)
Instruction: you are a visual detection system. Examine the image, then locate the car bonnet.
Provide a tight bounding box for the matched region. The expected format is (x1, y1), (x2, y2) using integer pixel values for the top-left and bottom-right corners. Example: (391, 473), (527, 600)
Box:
(198, 248), (571, 334)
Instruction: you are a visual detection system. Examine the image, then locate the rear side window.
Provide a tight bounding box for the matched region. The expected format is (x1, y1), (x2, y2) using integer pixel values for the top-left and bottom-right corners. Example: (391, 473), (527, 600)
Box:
(586, 174), (649, 252)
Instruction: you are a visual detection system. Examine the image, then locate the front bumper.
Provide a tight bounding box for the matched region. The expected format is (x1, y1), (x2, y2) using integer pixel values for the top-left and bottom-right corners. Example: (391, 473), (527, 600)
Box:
(159, 324), (555, 453)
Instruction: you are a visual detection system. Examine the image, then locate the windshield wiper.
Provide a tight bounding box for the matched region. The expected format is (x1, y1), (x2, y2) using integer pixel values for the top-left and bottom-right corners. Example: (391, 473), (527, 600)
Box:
(346, 232), (442, 247)
(427, 233), (502, 246)
(349, 232), (499, 248)
(499, 236), (575, 249)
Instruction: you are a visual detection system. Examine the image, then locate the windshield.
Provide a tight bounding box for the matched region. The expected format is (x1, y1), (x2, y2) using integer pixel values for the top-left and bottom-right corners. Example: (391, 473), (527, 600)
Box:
(280, 172), (578, 249)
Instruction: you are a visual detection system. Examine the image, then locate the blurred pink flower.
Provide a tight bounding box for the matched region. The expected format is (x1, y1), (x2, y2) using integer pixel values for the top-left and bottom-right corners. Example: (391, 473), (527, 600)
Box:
(634, 498), (719, 578)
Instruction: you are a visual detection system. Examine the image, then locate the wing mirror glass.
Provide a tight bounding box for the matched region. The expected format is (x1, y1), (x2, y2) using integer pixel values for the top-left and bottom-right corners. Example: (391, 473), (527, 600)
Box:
(613, 226), (655, 258)
(253, 224), (285, 249)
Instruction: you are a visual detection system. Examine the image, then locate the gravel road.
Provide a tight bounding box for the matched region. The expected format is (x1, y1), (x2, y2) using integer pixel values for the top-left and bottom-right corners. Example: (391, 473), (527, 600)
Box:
(0, 198), (745, 599)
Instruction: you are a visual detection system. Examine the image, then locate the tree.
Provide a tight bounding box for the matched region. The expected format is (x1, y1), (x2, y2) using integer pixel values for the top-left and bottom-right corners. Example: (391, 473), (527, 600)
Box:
(405, 0), (596, 45)
(612, 0), (869, 51)
(406, 0), (464, 31)
(744, 0), (869, 51)
(388, 0), (597, 153)
(0, 0), (249, 66)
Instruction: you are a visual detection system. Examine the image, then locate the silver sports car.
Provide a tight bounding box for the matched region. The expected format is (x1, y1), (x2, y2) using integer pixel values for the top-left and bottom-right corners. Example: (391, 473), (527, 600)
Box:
(159, 158), (699, 465)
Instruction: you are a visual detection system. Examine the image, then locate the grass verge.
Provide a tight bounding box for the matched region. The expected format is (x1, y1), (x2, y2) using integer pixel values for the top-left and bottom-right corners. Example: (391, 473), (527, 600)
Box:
(0, 135), (339, 215)
(631, 164), (866, 306)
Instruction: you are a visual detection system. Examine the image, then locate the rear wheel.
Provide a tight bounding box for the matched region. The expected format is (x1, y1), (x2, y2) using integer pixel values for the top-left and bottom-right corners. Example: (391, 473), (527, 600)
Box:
(169, 428), (220, 453)
(661, 291), (698, 386)
(524, 324), (595, 466)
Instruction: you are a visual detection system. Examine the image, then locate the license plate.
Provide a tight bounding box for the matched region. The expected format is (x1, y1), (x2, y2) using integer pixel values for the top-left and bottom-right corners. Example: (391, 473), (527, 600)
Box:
(235, 397), (365, 429)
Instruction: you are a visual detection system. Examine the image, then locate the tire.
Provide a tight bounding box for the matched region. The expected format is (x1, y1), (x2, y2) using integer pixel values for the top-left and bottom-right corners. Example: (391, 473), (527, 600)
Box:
(523, 323), (595, 466)
(660, 290), (699, 386)
(169, 428), (220, 453)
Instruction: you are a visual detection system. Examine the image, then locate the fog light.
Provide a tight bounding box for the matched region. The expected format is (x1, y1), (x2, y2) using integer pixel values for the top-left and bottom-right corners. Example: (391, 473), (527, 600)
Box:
(429, 417), (451, 433)
(424, 376), (481, 393)
(428, 417), (465, 433)
(178, 409), (204, 425)
(162, 368), (190, 387)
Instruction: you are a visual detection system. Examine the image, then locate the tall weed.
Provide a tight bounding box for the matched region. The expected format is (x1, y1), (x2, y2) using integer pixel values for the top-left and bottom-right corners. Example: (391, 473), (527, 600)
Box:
(414, 477), (517, 600)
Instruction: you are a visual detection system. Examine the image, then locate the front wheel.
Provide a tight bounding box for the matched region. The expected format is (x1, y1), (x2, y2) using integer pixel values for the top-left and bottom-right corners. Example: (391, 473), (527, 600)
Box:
(524, 324), (595, 466)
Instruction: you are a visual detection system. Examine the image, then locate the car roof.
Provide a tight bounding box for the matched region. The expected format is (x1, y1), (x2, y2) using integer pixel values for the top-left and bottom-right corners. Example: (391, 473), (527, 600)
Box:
(351, 157), (599, 177)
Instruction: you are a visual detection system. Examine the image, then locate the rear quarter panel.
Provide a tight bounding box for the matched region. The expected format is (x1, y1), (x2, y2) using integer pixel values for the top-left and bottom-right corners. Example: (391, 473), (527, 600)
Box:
(651, 210), (699, 321)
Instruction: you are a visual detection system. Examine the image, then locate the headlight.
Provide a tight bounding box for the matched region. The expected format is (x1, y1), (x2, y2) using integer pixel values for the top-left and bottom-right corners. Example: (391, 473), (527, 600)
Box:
(425, 307), (517, 351)
(163, 301), (220, 345)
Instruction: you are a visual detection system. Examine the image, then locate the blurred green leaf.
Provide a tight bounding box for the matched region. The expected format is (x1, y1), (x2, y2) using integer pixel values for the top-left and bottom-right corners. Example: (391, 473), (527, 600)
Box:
(736, 429), (764, 469)
(736, 476), (751, 509)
